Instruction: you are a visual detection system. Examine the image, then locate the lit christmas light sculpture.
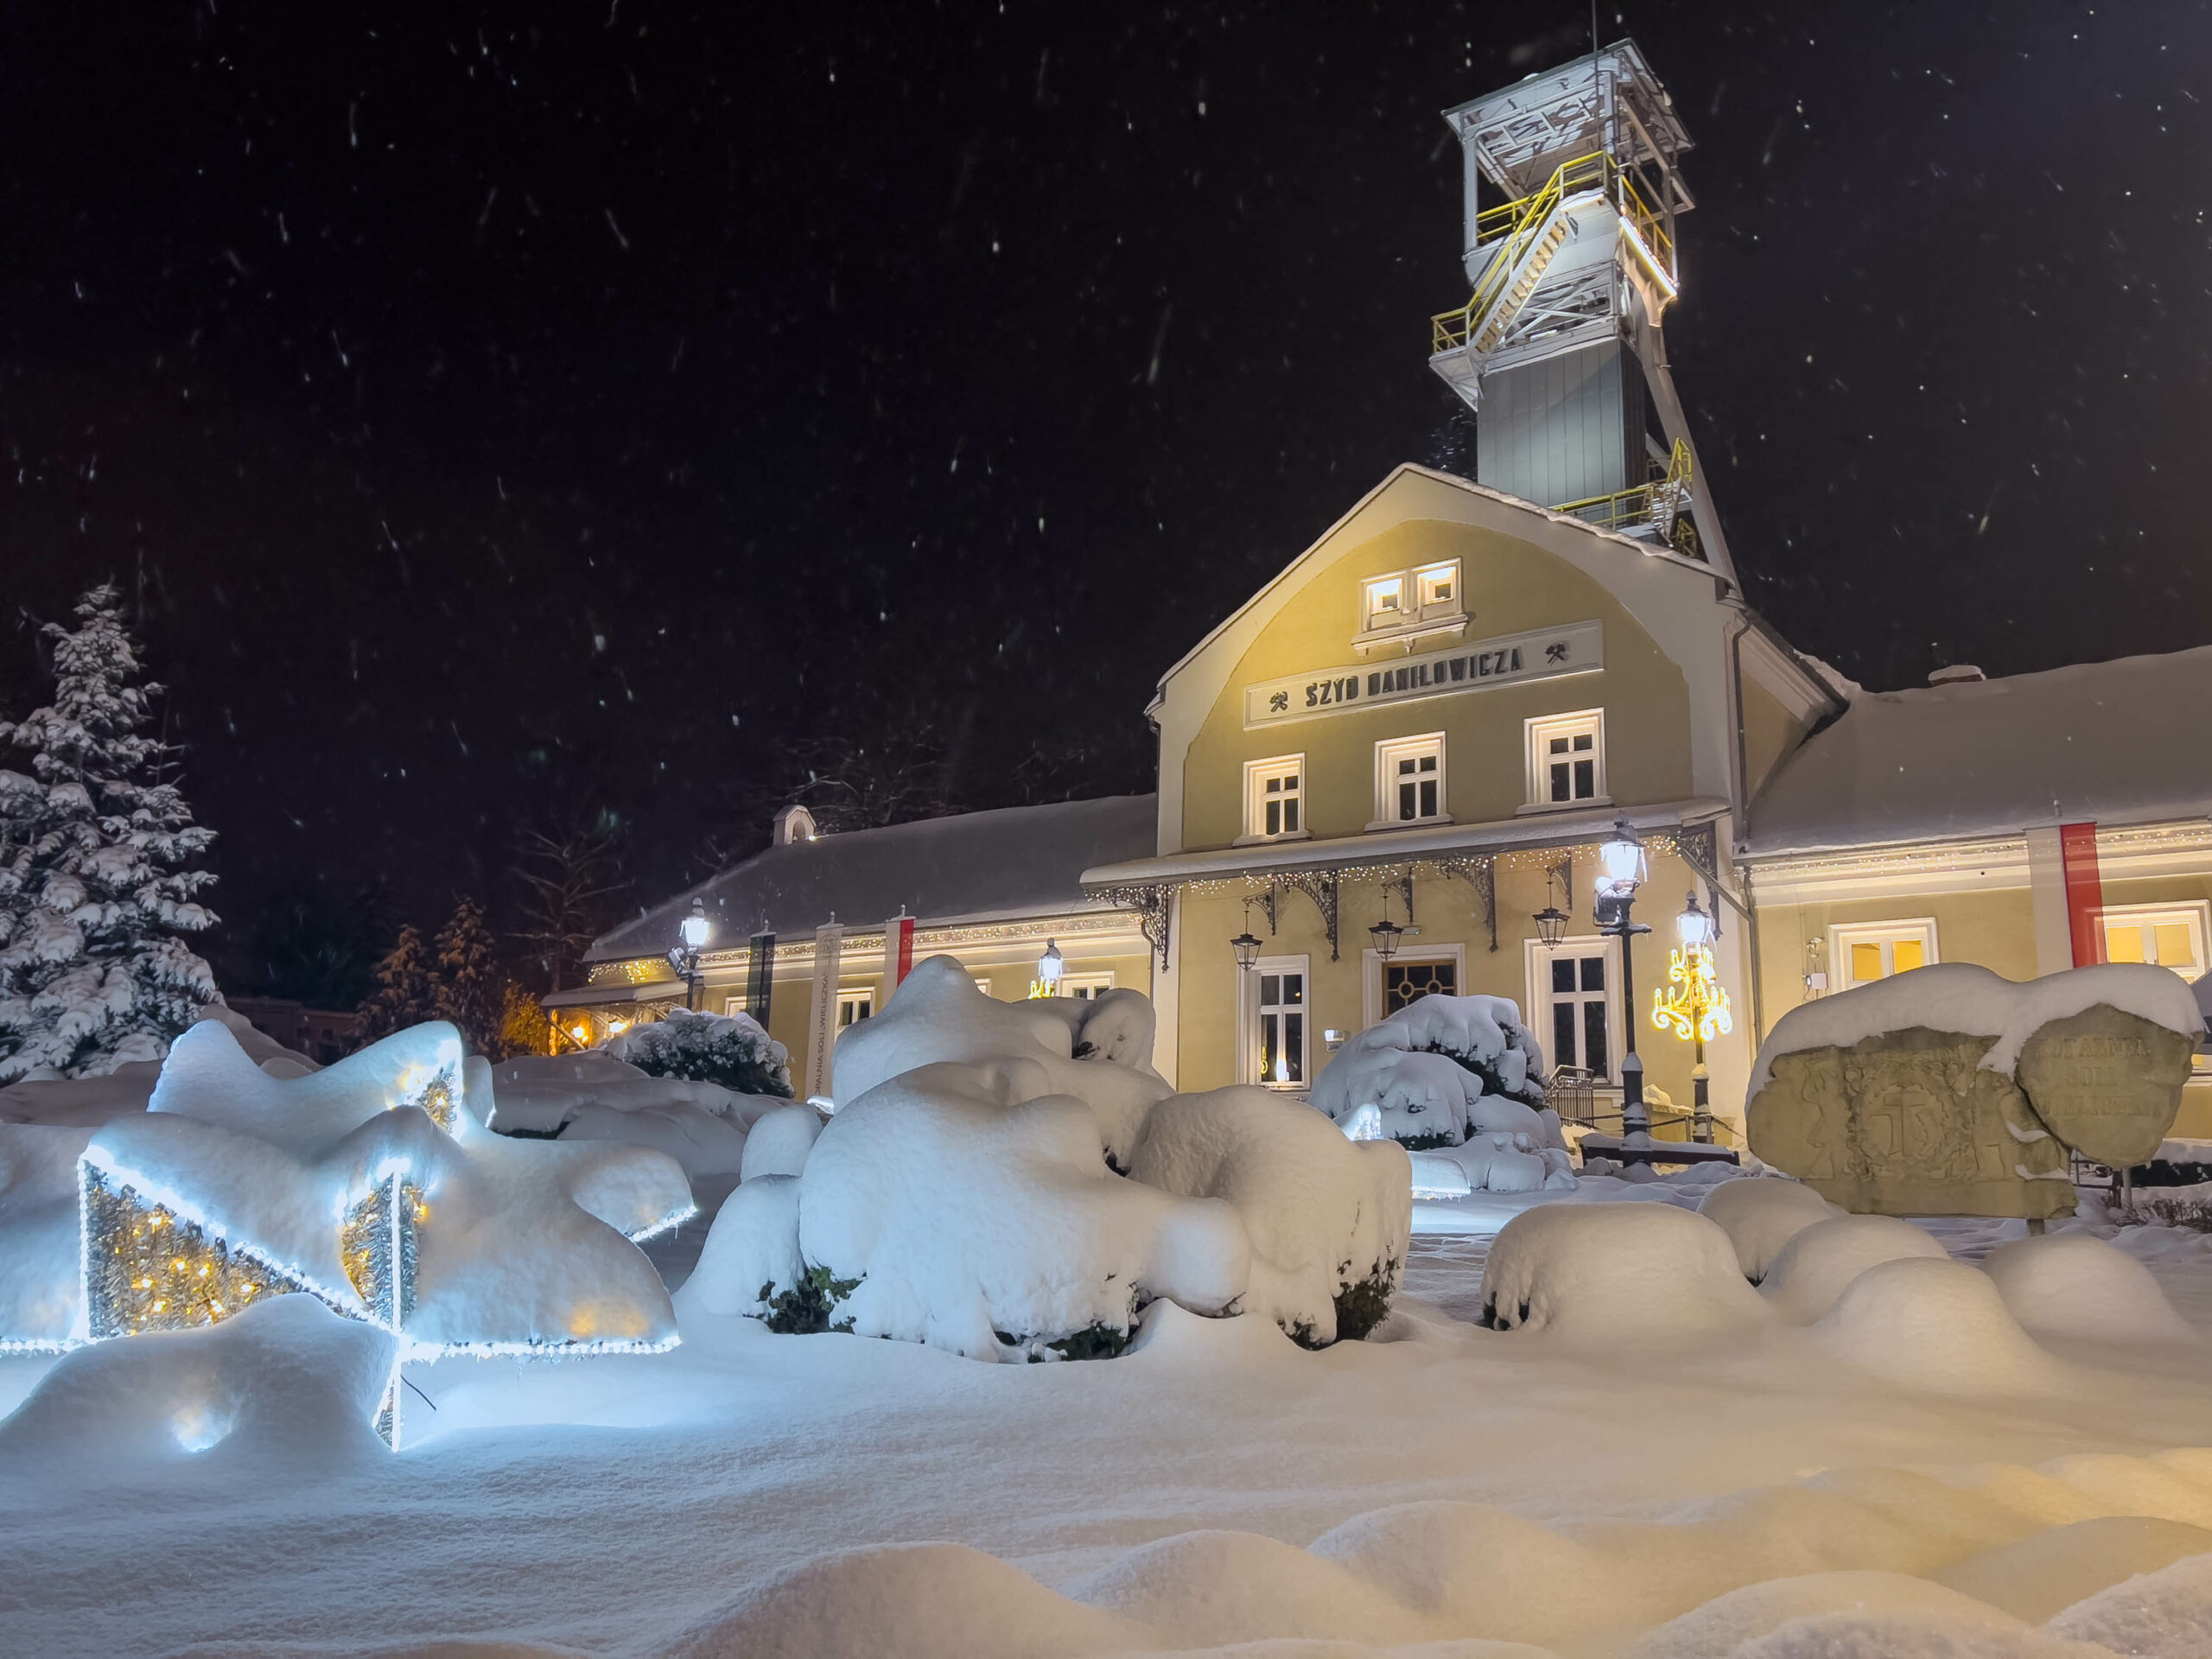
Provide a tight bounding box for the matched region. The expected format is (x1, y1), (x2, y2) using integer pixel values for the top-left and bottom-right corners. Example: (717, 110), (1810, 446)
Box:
(1651, 893), (1732, 1143)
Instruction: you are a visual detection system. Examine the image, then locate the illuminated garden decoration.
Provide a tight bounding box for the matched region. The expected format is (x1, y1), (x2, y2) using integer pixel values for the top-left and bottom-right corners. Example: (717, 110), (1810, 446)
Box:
(1650, 892), (1732, 1143)
(18, 1018), (696, 1449)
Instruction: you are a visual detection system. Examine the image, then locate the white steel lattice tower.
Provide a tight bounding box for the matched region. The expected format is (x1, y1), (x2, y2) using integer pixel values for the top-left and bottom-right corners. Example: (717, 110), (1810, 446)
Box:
(1429, 40), (1735, 586)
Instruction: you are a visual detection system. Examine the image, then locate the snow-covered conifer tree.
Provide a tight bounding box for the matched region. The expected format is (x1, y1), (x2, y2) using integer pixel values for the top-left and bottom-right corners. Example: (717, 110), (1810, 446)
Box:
(0, 583), (218, 1082)
(434, 898), (503, 1053)
(357, 923), (437, 1042)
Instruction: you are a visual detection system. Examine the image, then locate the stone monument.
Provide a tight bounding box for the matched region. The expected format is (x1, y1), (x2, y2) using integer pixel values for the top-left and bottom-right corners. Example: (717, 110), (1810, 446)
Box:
(2014, 1004), (2196, 1170)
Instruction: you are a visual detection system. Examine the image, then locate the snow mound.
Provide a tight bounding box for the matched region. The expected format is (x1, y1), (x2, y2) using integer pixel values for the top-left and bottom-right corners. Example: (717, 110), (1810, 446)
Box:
(0, 1294), (393, 1470)
(488, 1051), (789, 1179)
(1759, 1216), (1952, 1323)
(675, 1174), (804, 1322)
(1311, 993), (1552, 1153)
(1128, 1085), (1409, 1345)
(1980, 1232), (2201, 1344)
(1309, 1499), (1614, 1650)
(1070, 1528), (1427, 1648)
(2044, 1546), (2212, 1656)
(1623, 1571), (2027, 1659)
(831, 956), (1170, 1162)
(0, 1122), (92, 1344)
(1123, 1297), (1306, 1366)
(1814, 1257), (2067, 1395)
(799, 1059), (1249, 1358)
(1751, 961), (2204, 1094)
(661, 1541), (1149, 1659)
(1934, 1516), (2212, 1624)
(739, 1103), (824, 1182)
(1726, 1611), (2115, 1659)
(1698, 1177), (1841, 1282)
(1478, 1202), (1771, 1341)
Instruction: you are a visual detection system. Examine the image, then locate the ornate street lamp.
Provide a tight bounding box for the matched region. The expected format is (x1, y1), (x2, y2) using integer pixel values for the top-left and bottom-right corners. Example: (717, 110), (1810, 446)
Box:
(1230, 930), (1264, 971)
(1369, 912), (1404, 963)
(1594, 820), (1654, 1135)
(1532, 866), (1570, 949)
(671, 898), (712, 1012)
(1653, 891), (1732, 1143)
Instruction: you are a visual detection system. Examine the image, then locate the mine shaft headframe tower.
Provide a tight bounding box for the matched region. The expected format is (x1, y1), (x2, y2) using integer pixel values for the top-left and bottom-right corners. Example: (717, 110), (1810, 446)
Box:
(1430, 39), (1737, 588)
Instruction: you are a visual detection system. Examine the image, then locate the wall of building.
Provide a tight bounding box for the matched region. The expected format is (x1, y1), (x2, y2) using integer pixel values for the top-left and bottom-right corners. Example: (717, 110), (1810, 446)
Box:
(1738, 675), (1808, 800)
(1178, 518), (1696, 851)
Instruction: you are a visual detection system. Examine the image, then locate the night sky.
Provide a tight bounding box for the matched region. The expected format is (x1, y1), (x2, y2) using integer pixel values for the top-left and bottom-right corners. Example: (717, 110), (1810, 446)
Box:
(5, 2), (2208, 997)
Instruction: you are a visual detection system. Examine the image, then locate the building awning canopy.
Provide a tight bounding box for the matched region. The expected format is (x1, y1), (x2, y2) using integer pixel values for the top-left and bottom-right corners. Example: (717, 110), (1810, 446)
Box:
(542, 982), (683, 1013)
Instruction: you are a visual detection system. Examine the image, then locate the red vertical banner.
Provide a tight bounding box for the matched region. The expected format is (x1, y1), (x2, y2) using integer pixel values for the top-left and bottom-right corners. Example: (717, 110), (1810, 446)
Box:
(2060, 820), (2104, 967)
(889, 914), (915, 988)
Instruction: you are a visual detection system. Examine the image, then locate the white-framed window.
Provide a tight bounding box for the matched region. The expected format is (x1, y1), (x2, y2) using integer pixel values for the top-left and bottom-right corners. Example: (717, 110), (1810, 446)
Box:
(1523, 709), (1606, 810)
(2099, 901), (2211, 981)
(1243, 754), (1306, 840)
(1373, 733), (1447, 826)
(1356, 560), (1467, 648)
(836, 987), (874, 1028)
(1058, 970), (1116, 1000)
(1363, 943), (1467, 1029)
(1239, 954), (1310, 1088)
(1525, 935), (1620, 1080)
(973, 977), (995, 998)
(1830, 918), (1939, 991)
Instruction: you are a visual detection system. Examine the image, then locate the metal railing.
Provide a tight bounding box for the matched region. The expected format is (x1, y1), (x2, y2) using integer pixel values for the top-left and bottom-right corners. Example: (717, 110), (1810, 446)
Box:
(1432, 151), (1676, 357)
(1550, 438), (1694, 538)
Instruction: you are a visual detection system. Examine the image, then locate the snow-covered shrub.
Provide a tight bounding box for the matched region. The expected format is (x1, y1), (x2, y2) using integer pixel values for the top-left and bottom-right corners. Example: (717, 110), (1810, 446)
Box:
(738, 1103), (823, 1182)
(1814, 1257), (2066, 1395)
(1478, 1202), (1770, 1341)
(676, 1174), (807, 1323)
(1697, 1177), (1841, 1282)
(1979, 1232), (2199, 1344)
(1311, 995), (1554, 1159)
(607, 1007), (793, 1099)
(796, 1058), (1249, 1360)
(1758, 1215), (1950, 1324)
(0, 1294), (394, 1470)
(832, 956), (1170, 1166)
(1128, 1086), (1411, 1346)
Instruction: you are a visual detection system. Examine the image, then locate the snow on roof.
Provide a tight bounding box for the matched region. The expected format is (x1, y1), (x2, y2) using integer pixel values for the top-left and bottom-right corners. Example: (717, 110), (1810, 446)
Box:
(587, 794), (1160, 963)
(1744, 644), (2212, 855)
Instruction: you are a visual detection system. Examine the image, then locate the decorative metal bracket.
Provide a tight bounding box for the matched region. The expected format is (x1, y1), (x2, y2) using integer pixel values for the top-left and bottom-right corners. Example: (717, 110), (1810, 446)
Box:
(1283, 871), (1340, 962)
(1258, 880), (1278, 938)
(1672, 820), (1743, 935)
(1395, 871), (1415, 928)
(1441, 855), (1498, 953)
(1133, 887), (1173, 972)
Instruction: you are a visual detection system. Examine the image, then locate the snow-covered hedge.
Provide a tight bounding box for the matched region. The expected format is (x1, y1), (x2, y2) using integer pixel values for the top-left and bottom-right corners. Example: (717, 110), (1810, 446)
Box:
(1478, 1203), (1770, 1341)
(1312, 995), (1569, 1190)
(488, 1050), (791, 1179)
(681, 957), (1417, 1359)
(607, 1007), (794, 1100)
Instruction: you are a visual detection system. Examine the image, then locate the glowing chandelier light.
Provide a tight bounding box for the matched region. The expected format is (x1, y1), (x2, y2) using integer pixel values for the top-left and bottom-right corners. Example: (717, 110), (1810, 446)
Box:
(1652, 893), (1732, 1046)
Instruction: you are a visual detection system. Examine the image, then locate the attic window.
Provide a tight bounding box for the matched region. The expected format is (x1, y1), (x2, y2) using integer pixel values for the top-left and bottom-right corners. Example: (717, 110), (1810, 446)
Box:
(1355, 560), (1467, 651)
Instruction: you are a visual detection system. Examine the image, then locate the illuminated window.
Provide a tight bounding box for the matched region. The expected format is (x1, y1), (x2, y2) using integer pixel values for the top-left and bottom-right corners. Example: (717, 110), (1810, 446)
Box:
(2100, 903), (2210, 982)
(1242, 956), (1309, 1088)
(1357, 561), (1466, 645)
(1415, 561), (1460, 617)
(1523, 709), (1606, 809)
(1362, 575), (1405, 632)
(836, 988), (874, 1027)
(1058, 970), (1115, 1000)
(1243, 754), (1306, 840)
(1374, 733), (1446, 825)
(1829, 919), (1939, 990)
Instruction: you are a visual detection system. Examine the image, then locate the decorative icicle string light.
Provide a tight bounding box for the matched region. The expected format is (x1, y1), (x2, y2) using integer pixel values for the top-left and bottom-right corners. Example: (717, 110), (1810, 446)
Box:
(1091, 834), (1693, 906)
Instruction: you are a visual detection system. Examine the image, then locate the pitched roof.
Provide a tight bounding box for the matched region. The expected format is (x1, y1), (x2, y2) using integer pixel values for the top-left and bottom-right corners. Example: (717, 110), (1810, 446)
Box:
(585, 794), (1160, 963)
(1743, 645), (2212, 856)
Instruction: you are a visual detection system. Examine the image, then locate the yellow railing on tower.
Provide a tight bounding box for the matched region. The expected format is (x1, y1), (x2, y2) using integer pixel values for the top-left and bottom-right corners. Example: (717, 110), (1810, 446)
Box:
(1549, 438), (1694, 537)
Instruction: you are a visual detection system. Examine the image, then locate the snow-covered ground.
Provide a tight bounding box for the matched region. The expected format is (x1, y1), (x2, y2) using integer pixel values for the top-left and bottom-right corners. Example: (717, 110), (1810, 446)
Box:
(4, 1171), (2212, 1655)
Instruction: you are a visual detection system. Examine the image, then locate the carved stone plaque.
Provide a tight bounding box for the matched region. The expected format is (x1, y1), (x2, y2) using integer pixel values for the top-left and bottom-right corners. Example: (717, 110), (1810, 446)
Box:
(1748, 1027), (2074, 1219)
(2015, 1003), (2194, 1169)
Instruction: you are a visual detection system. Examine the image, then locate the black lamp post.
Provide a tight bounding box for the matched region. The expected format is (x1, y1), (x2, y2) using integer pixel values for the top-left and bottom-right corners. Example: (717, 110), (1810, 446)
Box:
(1595, 821), (1652, 1136)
